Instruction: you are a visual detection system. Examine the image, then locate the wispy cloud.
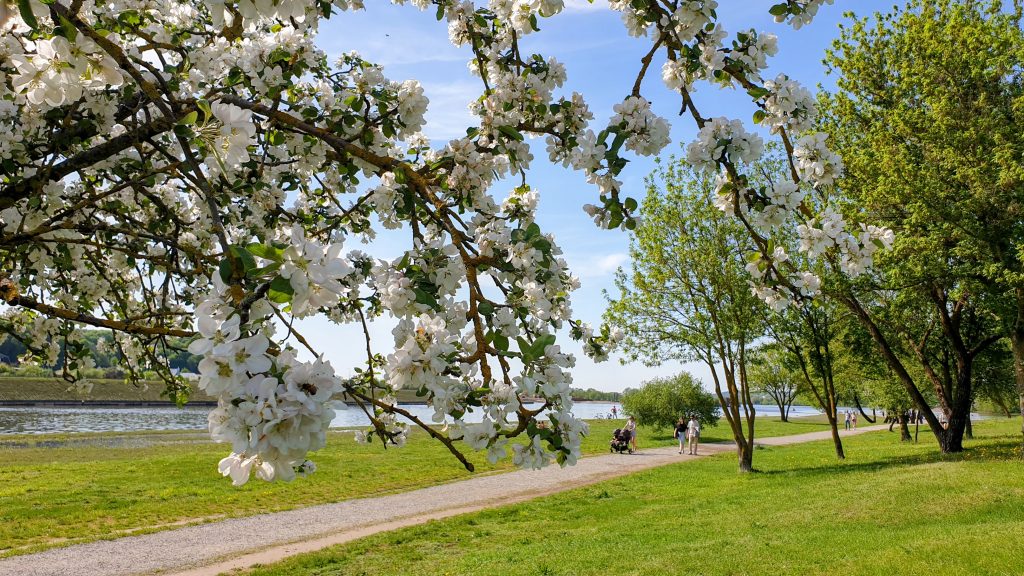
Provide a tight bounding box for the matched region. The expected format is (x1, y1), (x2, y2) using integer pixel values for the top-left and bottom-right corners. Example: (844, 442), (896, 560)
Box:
(563, 0), (610, 13)
(419, 80), (481, 141)
(576, 252), (628, 278)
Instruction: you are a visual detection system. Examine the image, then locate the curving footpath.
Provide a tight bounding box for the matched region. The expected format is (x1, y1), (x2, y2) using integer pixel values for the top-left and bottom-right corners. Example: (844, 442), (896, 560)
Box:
(0, 425), (887, 576)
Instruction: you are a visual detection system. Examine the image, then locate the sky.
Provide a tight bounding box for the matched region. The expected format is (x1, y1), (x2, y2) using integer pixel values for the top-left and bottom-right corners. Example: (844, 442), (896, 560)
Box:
(296, 0), (897, 393)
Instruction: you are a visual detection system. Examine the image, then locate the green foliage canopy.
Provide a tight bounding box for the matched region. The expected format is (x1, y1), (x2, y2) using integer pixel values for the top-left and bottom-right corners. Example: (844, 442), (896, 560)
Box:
(620, 372), (720, 430)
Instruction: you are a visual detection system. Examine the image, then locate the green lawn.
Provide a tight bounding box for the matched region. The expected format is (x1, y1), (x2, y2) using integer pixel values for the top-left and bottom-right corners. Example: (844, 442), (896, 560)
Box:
(239, 418), (1024, 576)
(0, 415), (825, 556)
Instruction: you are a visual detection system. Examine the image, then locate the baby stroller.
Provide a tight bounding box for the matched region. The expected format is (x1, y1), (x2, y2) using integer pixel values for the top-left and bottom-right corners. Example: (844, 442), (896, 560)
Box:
(610, 428), (633, 454)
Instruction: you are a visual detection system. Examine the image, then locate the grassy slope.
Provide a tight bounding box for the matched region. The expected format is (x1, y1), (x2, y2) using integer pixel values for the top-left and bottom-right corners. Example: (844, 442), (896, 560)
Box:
(0, 378), (216, 402)
(241, 418), (1024, 576)
(0, 378), (420, 404)
(0, 416), (825, 556)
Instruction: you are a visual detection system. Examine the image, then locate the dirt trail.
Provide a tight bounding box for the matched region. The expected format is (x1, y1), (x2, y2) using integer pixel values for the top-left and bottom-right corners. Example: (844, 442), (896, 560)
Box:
(0, 425), (887, 576)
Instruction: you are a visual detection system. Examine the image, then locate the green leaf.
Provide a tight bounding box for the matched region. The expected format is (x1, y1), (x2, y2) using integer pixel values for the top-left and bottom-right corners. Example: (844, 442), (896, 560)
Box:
(179, 111), (199, 126)
(18, 0), (39, 29)
(478, 301), (494, 315)
(516, 336), (534, 362)
(246, 242), (283, 262)
(768, 3), (790, 17)
(229, 245), (257, 274)
(413, 287), (438, 308)
(532, 334), (556, 358)
(218, 258), (233, 284)
(493, 333), (509, 352)
(268, 275), (295, 304)
(624, 197), (638, 212)
(497, 125), (524, 141)
(267, 130), (286, 146)
(196, 99), (213, 121)
(57, 14), (77, 41)
(746, 87), (769, 100)
(753, 110), (767, 125)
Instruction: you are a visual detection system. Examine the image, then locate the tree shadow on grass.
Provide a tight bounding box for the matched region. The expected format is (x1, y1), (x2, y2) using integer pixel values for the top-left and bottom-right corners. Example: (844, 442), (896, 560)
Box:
(752, 435), (1022, 478)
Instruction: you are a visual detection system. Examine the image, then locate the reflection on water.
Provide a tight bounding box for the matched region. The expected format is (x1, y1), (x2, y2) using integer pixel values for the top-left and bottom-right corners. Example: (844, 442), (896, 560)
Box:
(0, 403), (826, 435)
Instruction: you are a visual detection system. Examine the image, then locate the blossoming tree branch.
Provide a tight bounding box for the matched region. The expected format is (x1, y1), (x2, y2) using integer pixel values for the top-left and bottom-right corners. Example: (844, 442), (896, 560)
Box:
(0, 0), (888, 485)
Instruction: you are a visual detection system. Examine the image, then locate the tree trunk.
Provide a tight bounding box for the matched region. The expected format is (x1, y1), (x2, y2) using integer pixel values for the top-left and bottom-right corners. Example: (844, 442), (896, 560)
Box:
(1010, 291), (1024, 457)
(738, 440), (754, 473)
(853, 392), (876, 423)
(965, 416), (973, 440)
(828, 413), (846, 458)
(839, 293), (961, 452)
(900, 414), (912, 442)
(775, 397), (788, 422)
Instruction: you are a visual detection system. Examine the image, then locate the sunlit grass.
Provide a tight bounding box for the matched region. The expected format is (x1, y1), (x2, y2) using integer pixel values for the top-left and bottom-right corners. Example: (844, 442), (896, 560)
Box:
(240, 418), (1024, 576)
(0, 414), (832, 556)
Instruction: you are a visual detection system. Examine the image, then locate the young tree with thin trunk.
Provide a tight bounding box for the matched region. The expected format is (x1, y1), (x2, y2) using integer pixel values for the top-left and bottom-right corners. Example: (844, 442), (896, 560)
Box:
(763, 300), (847, 458)
(605, 160), (764, 472)
(747, 343), (801, 422)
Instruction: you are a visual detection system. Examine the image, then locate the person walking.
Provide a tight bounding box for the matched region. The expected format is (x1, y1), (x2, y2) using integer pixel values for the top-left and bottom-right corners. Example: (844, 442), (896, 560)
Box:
(686, 415), (701, 455)
(674, 417), (687, 454)
(844, 410), (852, 431)
(852, 411), (858, 430)
(624, 416), (637, 453)
(610, 405), (618, 419)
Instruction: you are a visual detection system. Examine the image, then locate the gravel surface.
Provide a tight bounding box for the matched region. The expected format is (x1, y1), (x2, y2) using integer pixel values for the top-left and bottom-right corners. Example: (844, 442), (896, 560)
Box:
(0, 425), (886, 576)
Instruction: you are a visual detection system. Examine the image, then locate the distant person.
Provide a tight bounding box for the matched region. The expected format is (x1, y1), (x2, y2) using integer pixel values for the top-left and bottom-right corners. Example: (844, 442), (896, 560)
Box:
(852, 412), (858, 430)
(686, 415), (701, 455)
(611, 405), (618, 418)
(844, 410), (852, 430)
(674, 417), (687, 454)
(624, 416), (637, 452)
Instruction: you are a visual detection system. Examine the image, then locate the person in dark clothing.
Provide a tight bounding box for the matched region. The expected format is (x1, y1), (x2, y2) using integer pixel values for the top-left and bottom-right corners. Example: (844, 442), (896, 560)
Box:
(674, 417), (687, 454)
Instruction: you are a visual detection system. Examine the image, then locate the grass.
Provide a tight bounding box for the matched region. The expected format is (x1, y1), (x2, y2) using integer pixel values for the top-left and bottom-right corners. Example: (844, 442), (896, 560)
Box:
(0, 377), (216, 403)
(0, 377), (418, 403)
(0, 414), (825, 556)
(238, 418), (1024, 576)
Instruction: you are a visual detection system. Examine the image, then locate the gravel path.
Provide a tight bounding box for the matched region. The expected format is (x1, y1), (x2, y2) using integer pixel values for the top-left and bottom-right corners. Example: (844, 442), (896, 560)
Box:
(0, 425), (887, 576)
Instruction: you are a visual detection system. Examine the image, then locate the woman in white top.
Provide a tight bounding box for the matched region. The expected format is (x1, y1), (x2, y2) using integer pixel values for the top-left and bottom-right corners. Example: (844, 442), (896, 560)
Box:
(686, 416), (700, 455)
(623, 416), (637, 453)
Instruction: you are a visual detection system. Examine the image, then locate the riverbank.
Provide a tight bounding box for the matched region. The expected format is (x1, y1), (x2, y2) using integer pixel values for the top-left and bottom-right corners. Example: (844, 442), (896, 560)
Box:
(0, 377), (550, 406)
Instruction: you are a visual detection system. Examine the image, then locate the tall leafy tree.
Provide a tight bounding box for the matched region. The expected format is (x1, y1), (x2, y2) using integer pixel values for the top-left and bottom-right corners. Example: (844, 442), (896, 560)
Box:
(818, 0), (1023, 451)
(605, 159), (764, 472)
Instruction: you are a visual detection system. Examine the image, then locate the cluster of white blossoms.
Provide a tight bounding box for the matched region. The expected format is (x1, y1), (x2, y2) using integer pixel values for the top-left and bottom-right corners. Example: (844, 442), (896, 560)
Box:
(797, 210), (895, 277)
(662, 0), (717, 44)
(793, 132), (845, 187)
(775, 0), (836, 30)
(760, 74), (817, 134)
(611, 96), (671, 157)
(8, 35), (123, 107)
(686, 117), (765, 172)
(191, 277), (345, 486)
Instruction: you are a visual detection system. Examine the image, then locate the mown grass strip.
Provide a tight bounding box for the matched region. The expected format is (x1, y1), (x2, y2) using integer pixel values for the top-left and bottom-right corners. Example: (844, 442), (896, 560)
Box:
(0, 416), (827, 555)
(238, 418), (1024, 576)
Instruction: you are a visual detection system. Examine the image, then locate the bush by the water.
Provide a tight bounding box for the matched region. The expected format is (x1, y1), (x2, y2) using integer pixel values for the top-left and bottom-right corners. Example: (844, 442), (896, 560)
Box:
(621, 372), (719, 430)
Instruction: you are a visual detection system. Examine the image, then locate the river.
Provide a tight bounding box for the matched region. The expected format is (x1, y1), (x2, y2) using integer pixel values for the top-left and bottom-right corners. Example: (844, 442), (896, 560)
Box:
(0, 402), (832, 435)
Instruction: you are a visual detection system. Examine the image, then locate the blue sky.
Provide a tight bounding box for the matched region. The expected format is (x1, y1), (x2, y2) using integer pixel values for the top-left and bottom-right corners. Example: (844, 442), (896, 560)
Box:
(299, 0), (897, 392)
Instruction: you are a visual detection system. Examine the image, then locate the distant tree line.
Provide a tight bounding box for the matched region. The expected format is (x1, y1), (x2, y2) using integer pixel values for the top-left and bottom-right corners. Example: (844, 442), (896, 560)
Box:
(0, 331), (200, 375)
(570, 387), (622, 402)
